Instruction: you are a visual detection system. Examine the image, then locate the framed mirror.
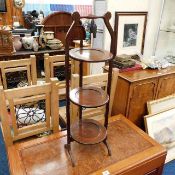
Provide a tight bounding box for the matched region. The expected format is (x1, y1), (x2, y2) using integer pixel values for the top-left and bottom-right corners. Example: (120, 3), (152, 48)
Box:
(13, 0), (25, 9)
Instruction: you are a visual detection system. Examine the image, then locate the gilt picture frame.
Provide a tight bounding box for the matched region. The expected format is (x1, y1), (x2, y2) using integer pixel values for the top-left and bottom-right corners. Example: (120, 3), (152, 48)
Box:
(144, 108), (175, 163)
(114, 12), (147, 56)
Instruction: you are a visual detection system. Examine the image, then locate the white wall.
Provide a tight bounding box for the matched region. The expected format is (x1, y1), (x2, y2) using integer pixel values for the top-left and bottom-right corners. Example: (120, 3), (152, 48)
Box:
(104, 0), (163, 58)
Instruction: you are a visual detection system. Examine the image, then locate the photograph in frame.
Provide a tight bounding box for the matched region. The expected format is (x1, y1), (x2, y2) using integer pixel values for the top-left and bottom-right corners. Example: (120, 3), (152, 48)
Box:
(123, 24), (138, 47)
(147, 94), (175, 114)
(144, 108), (175, 163)
(114, 12), (147, 56)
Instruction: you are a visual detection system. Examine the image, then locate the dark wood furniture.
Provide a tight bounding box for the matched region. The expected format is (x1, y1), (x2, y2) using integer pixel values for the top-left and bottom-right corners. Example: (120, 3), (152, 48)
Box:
(42, 11), (88, 75)
(0, 12), (87, 76)
(42, 12), (73, 46)
(42, 11), (85, 47)
(112, 66), (175, 128)
(7, 115), (166, 175)
(0, 30), (14, 56)
(0, 47), (90, 77)
(0, 48), (66, 61)
(65, 12), (115, 166)
(0, 49), (66, 77)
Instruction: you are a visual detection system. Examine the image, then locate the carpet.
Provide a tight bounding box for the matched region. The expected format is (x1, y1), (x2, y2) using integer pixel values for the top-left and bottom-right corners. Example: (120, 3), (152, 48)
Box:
(163, 160), (175, 175)
(0, 128), (9, 175)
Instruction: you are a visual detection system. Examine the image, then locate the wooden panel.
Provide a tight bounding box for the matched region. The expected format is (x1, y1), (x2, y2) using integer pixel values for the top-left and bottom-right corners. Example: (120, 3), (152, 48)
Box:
(0, 59), (31, 67)
(5, 83), (51, 99)
(119, 66), (175, 83)
(156, 74), (175, 98)
(9, 99), (18, 137)
(0, 49), (66, 61)
(42, 12), (86, 46)
(126, 79), (158, 128)
(0, 30), (14, 56)
(42, 12), (73, 26)
(112, 77), (130, 116)
(4, 67), (27, 73)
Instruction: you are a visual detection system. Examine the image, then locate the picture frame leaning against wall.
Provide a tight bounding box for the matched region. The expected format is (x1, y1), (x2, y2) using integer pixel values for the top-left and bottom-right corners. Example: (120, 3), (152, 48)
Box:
(147, 94), (175, 114)
(144, 108), (175, 163)
(114, 11), (147, 56)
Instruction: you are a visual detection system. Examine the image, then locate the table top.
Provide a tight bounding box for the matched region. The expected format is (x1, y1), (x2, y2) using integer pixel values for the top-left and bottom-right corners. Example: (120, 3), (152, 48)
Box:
(104, 65), (175, 83)
(8, 115), (166, 175)
(69, 48), (113, 62)
(119, 66), (175, 82)
(0, 48), (65, 57)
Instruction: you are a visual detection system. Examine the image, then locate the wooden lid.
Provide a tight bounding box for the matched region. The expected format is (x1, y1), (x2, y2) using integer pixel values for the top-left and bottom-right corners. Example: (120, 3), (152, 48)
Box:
(69, 48), (113, 62)
(69, 86), (109, 108)
(71, 119), (107, 144)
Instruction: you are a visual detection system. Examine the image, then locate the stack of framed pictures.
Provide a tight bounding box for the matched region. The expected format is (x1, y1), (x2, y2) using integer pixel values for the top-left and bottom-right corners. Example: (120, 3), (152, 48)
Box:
(145, 95), (175, 163)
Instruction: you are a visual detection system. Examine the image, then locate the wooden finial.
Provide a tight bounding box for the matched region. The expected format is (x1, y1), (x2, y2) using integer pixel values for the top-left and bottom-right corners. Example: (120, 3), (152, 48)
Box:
(104, 12), (111, 20)
(72, 11), (80, 23)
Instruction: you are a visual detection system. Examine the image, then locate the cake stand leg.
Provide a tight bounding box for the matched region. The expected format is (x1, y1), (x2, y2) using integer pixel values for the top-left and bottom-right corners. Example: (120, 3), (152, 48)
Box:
(103, 139), (111, 156)
(64, 143), (75, 167)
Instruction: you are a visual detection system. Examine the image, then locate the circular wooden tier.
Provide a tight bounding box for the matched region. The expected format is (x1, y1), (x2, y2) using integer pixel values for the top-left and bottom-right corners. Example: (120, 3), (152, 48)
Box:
(69, 48), (113, 62)
(69, 86), (109, 108)
(71, 119), (107, 145)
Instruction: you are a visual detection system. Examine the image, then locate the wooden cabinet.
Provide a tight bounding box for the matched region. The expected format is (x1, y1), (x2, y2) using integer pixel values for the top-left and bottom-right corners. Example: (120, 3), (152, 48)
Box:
(156, 73), (175, 98)
(112, 67), (175, 128)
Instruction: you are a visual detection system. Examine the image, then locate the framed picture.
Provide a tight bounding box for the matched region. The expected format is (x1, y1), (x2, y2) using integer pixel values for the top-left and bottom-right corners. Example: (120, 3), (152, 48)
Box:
(144, 108), (175, 163)
(0, 0), (7, 12)
(147, 94), (175, 114)
(114, 12), (147, 55)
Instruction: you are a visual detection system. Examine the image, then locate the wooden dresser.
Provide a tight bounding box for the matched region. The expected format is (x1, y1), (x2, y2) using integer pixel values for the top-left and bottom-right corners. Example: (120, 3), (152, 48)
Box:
(112, 66), (175, 128)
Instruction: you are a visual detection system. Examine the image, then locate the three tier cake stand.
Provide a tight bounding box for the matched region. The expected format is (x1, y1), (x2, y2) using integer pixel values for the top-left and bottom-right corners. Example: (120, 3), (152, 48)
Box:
(64, 11), (115, 166)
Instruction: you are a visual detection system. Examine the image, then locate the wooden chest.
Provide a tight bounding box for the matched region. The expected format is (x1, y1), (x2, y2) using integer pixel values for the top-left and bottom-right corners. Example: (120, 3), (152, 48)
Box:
(112, 67), (175, 128)
(8, 115), (166, 175)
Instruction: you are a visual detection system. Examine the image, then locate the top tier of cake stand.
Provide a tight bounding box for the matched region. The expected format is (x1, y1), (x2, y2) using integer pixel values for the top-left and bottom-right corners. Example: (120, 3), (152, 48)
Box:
(69, 48), (113, 62)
